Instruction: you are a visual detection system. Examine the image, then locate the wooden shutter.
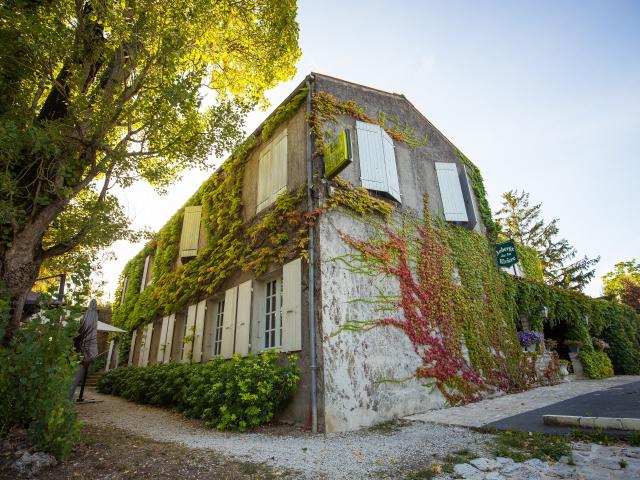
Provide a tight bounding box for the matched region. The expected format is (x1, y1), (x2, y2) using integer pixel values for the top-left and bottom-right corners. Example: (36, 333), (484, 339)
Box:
(179, 206), (202, 257)
(163, 314), (175, 363)
(182, 303), (197, 363)
(120, 276), (129, 305)
(256, 148), (272, 213)
(140, 255), (150, 292)
(128, 329), (137, 366)
(141, 322), (153, 367)
(220, 286), (238, 358)
(234, 280), (252, 356)
(282, 258), (302, 352)
(435, 162), (469, 222)
(271, 131), (288, 202)
(357, 121), (387, 192)
(191, 300), (207, 363)
(381, 129), (401, 202)
(157, 316), (169, 364)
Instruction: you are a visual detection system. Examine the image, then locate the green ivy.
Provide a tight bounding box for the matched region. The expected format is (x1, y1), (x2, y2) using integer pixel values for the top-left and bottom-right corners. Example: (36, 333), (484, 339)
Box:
(457, 150), (497, 243)
(579, 350), (614, 379)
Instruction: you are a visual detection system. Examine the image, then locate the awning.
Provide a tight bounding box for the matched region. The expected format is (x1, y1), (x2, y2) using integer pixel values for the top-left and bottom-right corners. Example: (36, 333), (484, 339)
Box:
(97, 320), (126, 333)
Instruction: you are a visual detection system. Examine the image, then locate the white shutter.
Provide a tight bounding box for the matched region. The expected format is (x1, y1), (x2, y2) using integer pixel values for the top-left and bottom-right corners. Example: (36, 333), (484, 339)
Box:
(105, 340), (115, 372)
(128, 329), (137, 365)
(140, 255), (150, 292)
(435, 162), (469, 222)
(182, 303), (197, 363)
(220, 286), (238, 357)
(141, 322), (153, 367)
(120, 275), (129, 305)
(191, 300), (207, 363)
(163, 314), (175, 363)
(179, 206), (202, 257)
(381, 130), (401, 202)
(271, 131), (288, 202)
(357, 121), (387, 192)
(282, 258), (302, 352)
(256, 148), (272, 213)
(234, 280), (252, 356)
(137, 326), (146, 367)
(157, 316), (169, 364)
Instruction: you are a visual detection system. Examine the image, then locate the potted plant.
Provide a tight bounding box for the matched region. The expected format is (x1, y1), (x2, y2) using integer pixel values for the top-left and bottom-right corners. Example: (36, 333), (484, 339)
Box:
(565, 339), (583, 353)
(518, 330), (545, 352)
(558, 359), (571, 376)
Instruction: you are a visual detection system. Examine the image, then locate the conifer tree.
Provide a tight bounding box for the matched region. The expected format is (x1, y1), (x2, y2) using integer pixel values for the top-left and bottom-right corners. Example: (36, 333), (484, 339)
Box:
(495, 190), (599, 291)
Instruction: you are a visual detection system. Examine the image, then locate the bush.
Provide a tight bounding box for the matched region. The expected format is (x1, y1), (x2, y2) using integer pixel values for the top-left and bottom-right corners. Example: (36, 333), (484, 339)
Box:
(579, 350), (614, 379)
(0, 290), (82, 460)
(98, 350), (300, 431)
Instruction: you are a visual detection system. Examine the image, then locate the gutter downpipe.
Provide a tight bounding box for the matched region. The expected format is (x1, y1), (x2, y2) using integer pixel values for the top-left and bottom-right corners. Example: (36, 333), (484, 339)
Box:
(305, 75), (318, 433)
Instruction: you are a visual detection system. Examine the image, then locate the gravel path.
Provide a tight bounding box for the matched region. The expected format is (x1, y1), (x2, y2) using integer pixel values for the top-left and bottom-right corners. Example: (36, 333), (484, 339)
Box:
(77, 390), (492, 479)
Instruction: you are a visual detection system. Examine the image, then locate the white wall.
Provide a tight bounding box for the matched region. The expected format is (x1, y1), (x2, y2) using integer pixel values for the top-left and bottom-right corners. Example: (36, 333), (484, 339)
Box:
(319, 211), (446, 432)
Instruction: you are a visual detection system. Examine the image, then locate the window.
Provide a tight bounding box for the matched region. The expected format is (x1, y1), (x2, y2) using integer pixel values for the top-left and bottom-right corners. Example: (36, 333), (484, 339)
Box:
(139, 255), (153, 292)
(256, 130), (287, 212)
(179, 205), (202, 258)
(263, 277), (283, 349)
(356, 121), (401, 202)
(120, 275), (129, 305)
(213, 299), (225, 356)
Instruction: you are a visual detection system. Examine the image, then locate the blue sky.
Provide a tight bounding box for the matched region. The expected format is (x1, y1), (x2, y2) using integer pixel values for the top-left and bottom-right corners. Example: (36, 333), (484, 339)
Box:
(104, 0), (640, 298)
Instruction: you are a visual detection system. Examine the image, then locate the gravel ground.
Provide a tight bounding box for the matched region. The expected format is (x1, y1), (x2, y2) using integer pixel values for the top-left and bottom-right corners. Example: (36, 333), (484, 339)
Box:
(77, 389), (493, 479)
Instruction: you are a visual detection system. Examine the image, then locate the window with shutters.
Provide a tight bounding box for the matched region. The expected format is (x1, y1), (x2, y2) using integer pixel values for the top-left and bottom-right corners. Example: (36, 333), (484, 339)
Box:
(256, 129), (287, 213)
(435, 162), (469, 223)
(263, 277), (283, 349)
(212, 299), (225, 356)
(356, 121), (401, 202)
(179, 205), (202, 258)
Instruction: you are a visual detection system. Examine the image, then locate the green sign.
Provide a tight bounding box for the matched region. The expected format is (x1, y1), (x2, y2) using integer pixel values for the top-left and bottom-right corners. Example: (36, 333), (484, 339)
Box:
(324, 129), (352, 179)
(496, 240), (518, 268)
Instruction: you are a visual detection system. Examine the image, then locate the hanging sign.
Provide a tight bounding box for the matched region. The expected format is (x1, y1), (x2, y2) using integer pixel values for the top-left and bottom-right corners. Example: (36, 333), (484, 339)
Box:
(324, 129), (352, 179)
(496, 240), (518, 268)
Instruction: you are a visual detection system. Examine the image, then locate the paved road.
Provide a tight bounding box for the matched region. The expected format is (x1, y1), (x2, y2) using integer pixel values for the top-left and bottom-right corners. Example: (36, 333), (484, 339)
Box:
(485, 380), (640, 434)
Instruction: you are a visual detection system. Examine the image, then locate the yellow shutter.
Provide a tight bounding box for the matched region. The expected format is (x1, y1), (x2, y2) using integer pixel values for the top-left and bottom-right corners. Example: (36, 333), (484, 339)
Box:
(179, 206), (202, 257)
(163, 314), (175, 363)
(256, 148), (272, 213)
(282, 257), (302, 352)
(271, 130), (288, 202)
(182, 304), (197, 363)
(234, 280), (252, 356)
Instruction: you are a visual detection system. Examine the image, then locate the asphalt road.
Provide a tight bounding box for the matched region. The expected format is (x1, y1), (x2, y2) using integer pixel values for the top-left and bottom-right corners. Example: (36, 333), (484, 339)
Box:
(485, 381), (640, 434)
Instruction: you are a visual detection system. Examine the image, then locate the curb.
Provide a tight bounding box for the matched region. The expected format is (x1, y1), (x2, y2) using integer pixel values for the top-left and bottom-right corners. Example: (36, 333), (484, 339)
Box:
(543, 415), (640, 431)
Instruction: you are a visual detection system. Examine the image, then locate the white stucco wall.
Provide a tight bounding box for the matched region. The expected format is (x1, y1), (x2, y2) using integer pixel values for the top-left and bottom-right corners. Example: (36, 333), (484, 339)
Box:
(319, 211), (447, 433)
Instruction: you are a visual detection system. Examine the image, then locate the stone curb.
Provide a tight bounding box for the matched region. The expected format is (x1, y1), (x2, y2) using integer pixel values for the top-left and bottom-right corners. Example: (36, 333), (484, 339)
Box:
(543, 414), (640, 431)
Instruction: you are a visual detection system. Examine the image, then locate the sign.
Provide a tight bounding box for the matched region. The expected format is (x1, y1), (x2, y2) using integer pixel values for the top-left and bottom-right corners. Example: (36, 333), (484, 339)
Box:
(496, 240), (518, 268)
(324, 129), (352, 179)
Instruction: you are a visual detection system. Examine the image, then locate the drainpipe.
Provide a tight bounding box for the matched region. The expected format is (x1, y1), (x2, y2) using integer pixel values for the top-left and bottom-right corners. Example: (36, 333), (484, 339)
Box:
(305, 75), (318, 433)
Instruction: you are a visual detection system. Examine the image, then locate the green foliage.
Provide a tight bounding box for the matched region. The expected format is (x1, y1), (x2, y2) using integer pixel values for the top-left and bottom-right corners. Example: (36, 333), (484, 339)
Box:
(495, 190), (599, 291)
(628, 431), (640, 447)
(457, 151), (497, 243)
(261, 87), (308, 141)
(0, 287), (82, 460)
(602, 259), (640, 298)
(579, 349), (614, 379)
(98, 351), (300, 431)
(510, 277), (640, 374)
(492, 430), (571, 462)
(326, 177), (394, 219)
(514, 242), (544, 281)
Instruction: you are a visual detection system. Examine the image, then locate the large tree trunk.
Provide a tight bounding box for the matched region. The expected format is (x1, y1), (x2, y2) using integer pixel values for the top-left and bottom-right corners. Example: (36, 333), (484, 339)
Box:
(1, 229), (45, 345)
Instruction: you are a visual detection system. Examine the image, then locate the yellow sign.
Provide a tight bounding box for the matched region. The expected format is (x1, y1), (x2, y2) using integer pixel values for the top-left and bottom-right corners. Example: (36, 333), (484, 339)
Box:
(324, 130), (352, 179)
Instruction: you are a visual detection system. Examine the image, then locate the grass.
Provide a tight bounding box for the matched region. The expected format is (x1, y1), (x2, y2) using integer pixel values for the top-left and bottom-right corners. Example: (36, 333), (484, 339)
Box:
(367, 419), (412, 434)
(492, 430), (571, 462)
(441, 448), (477, 473)
(628, 431), (640, 447)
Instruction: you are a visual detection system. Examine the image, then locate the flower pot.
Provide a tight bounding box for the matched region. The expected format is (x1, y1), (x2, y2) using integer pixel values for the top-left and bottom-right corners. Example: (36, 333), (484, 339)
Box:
(559, 364), (569, 376)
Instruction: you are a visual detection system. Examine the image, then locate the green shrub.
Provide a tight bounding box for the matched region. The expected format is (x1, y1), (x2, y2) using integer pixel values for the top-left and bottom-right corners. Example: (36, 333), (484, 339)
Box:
(98, 350), (300, 431)
(579, 350), (614, 379)
(0, 289), (82, 460)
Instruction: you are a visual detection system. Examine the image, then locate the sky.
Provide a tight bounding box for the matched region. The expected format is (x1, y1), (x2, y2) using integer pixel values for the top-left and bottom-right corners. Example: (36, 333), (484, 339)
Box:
(101, 0), (640, 300)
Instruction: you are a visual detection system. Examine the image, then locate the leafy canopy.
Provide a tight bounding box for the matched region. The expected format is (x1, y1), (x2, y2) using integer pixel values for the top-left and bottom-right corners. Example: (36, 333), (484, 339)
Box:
(0, 0), (300, 274)
(495, 190), (599, 291)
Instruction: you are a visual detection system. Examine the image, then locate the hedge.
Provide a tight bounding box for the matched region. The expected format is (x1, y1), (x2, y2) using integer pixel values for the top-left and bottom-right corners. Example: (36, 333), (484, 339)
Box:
(579, 350), (614, 379)
(98, 351), (299, 431)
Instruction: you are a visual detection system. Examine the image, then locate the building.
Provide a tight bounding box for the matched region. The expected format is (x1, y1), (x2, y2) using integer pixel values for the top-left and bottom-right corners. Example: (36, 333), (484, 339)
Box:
(115, 73), (520, 433)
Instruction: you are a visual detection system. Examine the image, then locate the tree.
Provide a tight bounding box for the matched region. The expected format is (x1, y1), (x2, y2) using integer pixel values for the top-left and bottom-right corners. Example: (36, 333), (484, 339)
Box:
(0, 0), (301, 343)
(602, 260), (640, 312)
(495, 190), (599, 291)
